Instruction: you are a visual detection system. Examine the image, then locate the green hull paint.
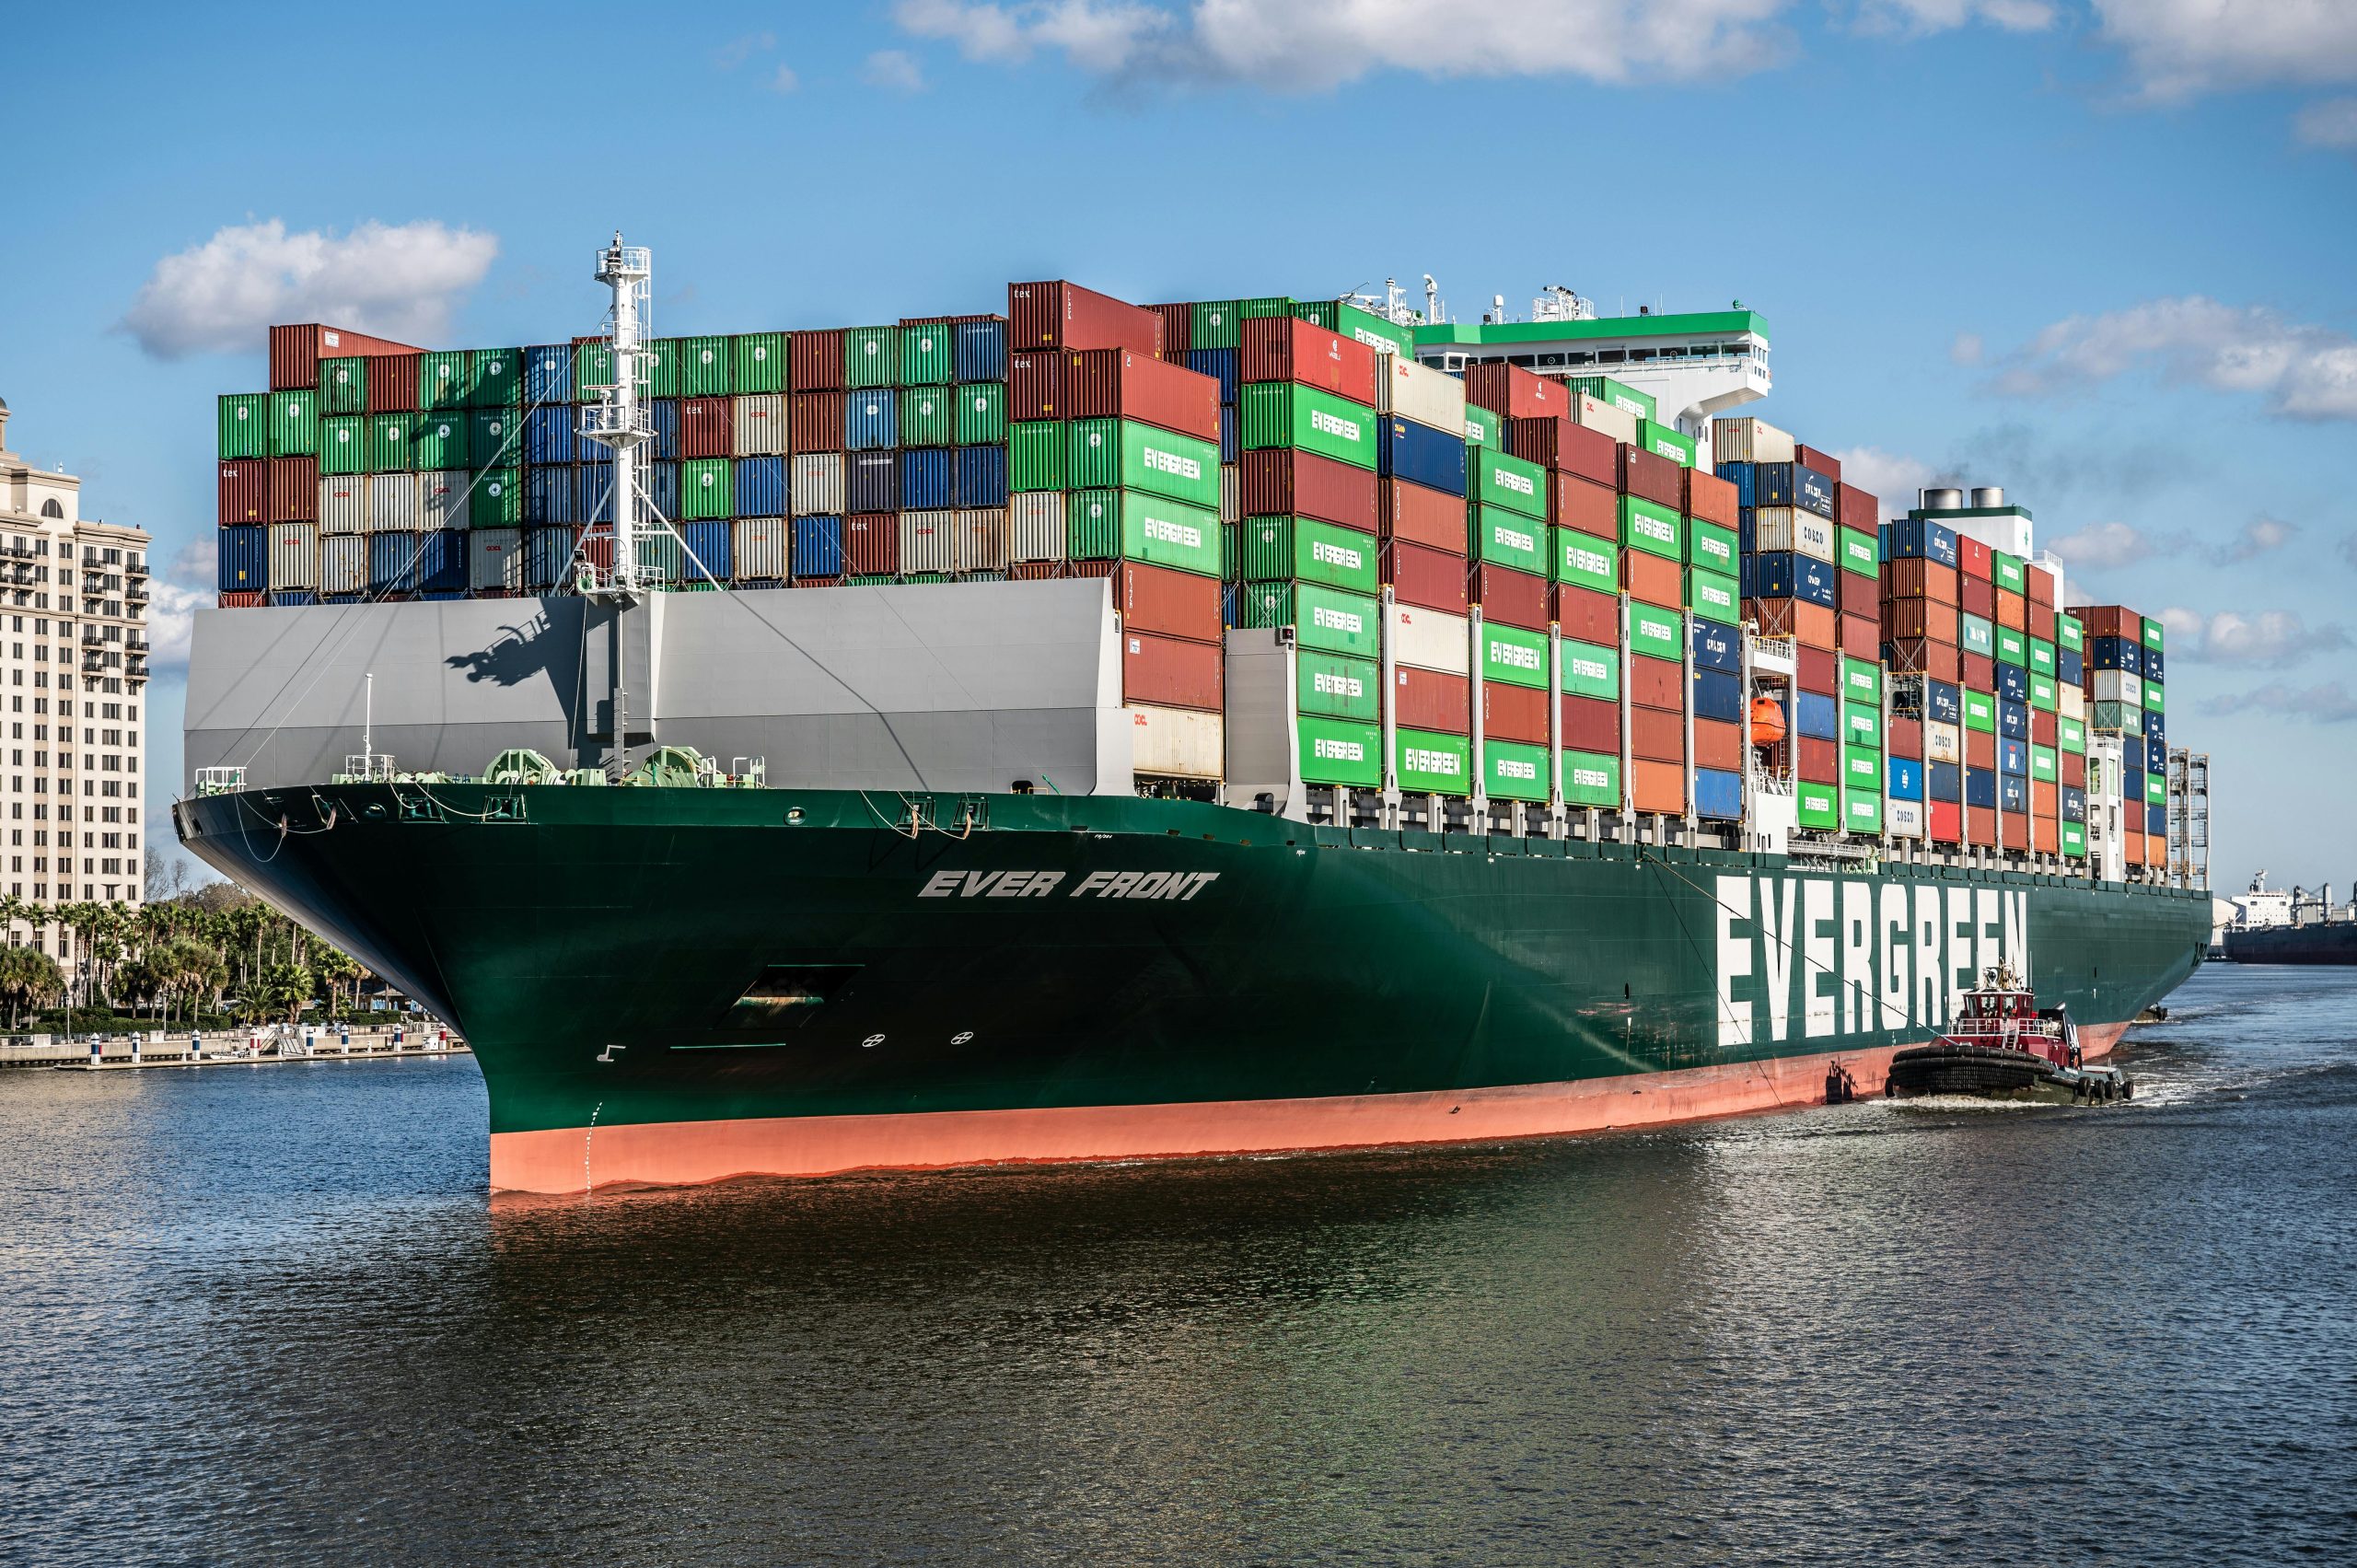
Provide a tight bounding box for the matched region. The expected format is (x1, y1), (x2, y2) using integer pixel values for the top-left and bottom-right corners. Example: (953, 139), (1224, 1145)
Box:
(176, 786), (2209, 1144)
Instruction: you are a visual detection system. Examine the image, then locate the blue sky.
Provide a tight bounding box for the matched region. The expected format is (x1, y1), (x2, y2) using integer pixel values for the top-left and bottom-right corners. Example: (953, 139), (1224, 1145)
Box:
(4, 0), (2351, 889)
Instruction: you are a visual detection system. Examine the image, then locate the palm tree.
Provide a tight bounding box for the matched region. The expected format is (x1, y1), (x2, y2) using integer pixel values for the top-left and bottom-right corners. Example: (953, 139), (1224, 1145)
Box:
(0, 945), (65, 1029)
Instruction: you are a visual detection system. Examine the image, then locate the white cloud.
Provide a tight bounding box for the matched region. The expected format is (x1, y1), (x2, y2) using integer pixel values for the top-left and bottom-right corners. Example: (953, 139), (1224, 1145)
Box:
(2207, 679), (2357, 723)
(1852, 0), (2053, 36)
(2218, 516), (2296, 563)
(1829, 446), (1949, 510)
(863, 49), (929, 91)
(2158, 606), (2349, 667)
(771, 64), (802, 92)
(2296, 96), (2357, 148)
(144, 539), (220, 670)
(1987, 296), (2357, 422)
(715, 29), (776, 68)
(2047, 520), (2181, 571)
(2093, 0), (2357, 102)
(119, 220), (497, 360)
(1950, 331), (1985, 366)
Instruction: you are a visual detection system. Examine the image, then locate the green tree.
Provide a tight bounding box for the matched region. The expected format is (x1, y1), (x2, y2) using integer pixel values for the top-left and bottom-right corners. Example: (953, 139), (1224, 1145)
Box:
(0, 945), (66, 1029)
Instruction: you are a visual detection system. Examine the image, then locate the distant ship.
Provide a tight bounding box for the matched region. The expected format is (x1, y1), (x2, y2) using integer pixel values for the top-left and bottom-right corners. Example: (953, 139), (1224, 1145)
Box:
(2220, 872), (2357, 965)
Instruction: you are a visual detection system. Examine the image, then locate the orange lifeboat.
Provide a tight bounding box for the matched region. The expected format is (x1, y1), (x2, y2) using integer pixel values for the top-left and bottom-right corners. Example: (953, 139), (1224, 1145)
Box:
(1750, 696), (1788, 746)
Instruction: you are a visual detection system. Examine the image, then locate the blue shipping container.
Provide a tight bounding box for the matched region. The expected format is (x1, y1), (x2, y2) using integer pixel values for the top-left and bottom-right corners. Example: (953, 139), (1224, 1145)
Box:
(647, 399), (680, 463)
(681, 520), (733, 581)
(368, 531), (423, 593)
(2123, 736), (2145, 775)
(1185, 348), (1240, 405)
(900, 448), (952, 510)
(1749, 552), (1837, 609)
(954, 319), (1007, 384)
(846, 451), (897, 513)
(1743, 461), (1835, 518)
(1879, 518), (1959, 567)
(645, 461), (679, 524)
(419, 528), (466, 592)
(1997, 663), (2029, 703)
(523, 344), (573, 403)
(419, 589), (468, 601)
(1887, 756), (1924, 800)
(1691, 617), (1740, 675)
(2001, 773), (2028, 814)
(1379, 416), (1469, 496)
(523, 466), (575, 526)
(1965, 767), (1996, 808)
(2088, 635), (2142, 674)
(1926, 679), (1961, 726)
(1795, 691), (1840, 740)
(2000, 737), (2027, 776)
(1928, 761), (1962, 802)
(1999, 700), (2027, 740)
(2143, 708), (2165, 747)
(2145, 647), (2165, 682)
(218, 524), (267, 590)
(793, 516), (844, 578)
(846, 389), (898, 450)
(736, 456), (788, 517)
(574, 465), (611, 529)
(1695, 768), (1744, 822)
(2058, 648), (2084, 686)
(524, 405), (575, 466)
(1220, 403), (1237, 466)
(955, 445), (1007, 508)
(2061, 785), (2087, 823)
(525, 526), (575, 589)
(268, 590), (317, 608)
(1691, 668), (1743, 725)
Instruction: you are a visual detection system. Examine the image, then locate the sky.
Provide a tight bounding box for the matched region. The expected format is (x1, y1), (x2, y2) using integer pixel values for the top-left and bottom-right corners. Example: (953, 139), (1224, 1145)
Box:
(3, 0), (2352, 891)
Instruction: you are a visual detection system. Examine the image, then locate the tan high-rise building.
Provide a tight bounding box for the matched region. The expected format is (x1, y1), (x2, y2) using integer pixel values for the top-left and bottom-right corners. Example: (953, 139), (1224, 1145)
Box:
(0, 394), (153, 967)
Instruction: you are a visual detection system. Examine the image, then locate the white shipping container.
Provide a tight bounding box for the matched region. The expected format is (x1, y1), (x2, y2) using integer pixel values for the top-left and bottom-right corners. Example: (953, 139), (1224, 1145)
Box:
(416, 470), (471, 532)
(1751, 505), (1835, 562)
(1220, 462), (1239, 525)
(1380, 356), (1466, 431)
(1574, 394), (1639, 447)
(1712, 415), (1795, 466)
(1387, 601), (1471, 677)
(955, 508), (1008, 572)
(470, 527), (524, 592)
(1887, 798), (1925, 840)
(320, 533), (367, 595)
(1925, 721), (1962, 765)
(735, 394), (787, 456)
(2059, 682), (2085, 721)
(1009, 492), (1066, 563)
(735, 517), (788, 579)
(267, 522), (318, 591)
(367, 472), (418, 532)
(2092, 669), (2142, 707)
(791, 452), (843, 517)
(1127, 704), (1225, 781)
(319, 476), (366, 535)
(900, 509), (956, 575)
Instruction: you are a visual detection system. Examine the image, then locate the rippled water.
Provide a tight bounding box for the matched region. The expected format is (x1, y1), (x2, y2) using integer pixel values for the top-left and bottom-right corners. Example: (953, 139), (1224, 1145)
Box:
(3, 965), (2352, 1566)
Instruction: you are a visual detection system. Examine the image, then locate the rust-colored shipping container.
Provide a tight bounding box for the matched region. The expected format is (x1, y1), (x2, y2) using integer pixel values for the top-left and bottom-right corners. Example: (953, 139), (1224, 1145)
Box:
(1694, 717), (1742, 772)
(1995, 589), (2026, 632)
(1147, 302), (1192, 356)
(1837, 564), (1877, 617)
(2145, 833), (2166, 868)
(2025, 563), (2055, 606)
(1509, 415), (1618, 487)
(787, 575), (840, 590)
(1123, 629), (1223, 713)
(1379, 479), (1464, 552)
(1464, 362), (1566, 421)
(1630, 654), (1684, 713)
(1240, 318), (1379, 407)
(1561, 694), (1620, 754)
(1796, 646), (1840, 696)
(218, 460), (267, 525)
(1840, 613), (1879, 659)
(1959, 575), (1995, 619)
(1796, 738), (1840, 784)
(1888, 716), (1923, 757)
(1928, 802), (1962, 843)
(1010, 561), (1061, 581)
(1966, 729), (1995, 771)
(2061, 752), (2085, 789)
(1006, 280), (1163, 357)
(1384, 539), (1469, 612)
(1066, 558), (1117, 580)
(1835, 480), (1878, 533)
(1242, 449), (1378, 532)
(2032, 817), (2059, 855)
(2028, 601), (2056, 641)
(1483, 680), (1549, 746)
(1631, 705), (1685, 764)
(790, 391), (847, 453)
(1472, 564), (1550, 631)
(1618, 445), (1683, 510)
(1884, 637), (1962, 682)
(1114, 561), (1223, 644)
(269, 323), (420, 393)
(1962, 652), (1994, 690)
(792, 329), (847, 391)
(1553, 473), (1616, 539)
(1393, 665), (1470, 734)
(1063, 349), (1220, 441)
(2033, 709), (2058, 747)
(681, 398), (733, 459)
(1883, 558), (1957, 604)
(1621, 548), (1681, 610)
(1554, 585), (1618, 645)
(2032, 781), (2058, 819)
(1747, 598), (1838, 649)
(1794, 444), (1841, 482)
(1956, 535), (1991, 580)
(2004, 809), (2030, 849)
(1883, 598), (1960, 645)
(1631, 759), (1685, 816)
(269, 456), (318, 523)
(1968, 807), (1996, 847)
(1008, 353), (1063, 420)
(842, 513), (899, 575)
(366, 352), (422, 413)
(2073, 605), (2139, 640)
(1683, 468), (1738, 528)
(217, 590), (266, 609)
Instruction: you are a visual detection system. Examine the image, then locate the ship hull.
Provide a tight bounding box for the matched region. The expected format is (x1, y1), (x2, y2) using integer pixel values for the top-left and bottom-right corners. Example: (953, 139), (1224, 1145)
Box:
(2220, 923), (2357, 965)
(176, 785), (2208, 1193)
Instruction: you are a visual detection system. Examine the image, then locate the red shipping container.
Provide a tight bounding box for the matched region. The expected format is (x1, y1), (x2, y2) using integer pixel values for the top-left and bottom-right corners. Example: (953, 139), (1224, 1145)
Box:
(1483, 681), (1549, 746)
(268, 456), (317, 523)
(1123, 630), (1223, 713)
(1631, 705), (1685, 763)
(1683, 468), (1738, 528)
(1630, 654), (1683, 713)
(1840, 614), (1879, 659)
(2032, 709), (2057, 746)
(1966, 730), (1995, 771)
(1006, 280), (1163, 357)
(1561, 695), (1620, 752)
(1883, 559), (1958, 604)
(787, 575), (839, 589)
(2074, 605), (2140, 640)
(1835, 481), (1879, 533)
(2025, 563), (2056, 606)
(1010, 561), (1062, 581)
(1147, 303), (1192, 356)
(2028, 601), (2056, 641)
(366, 352), (422, 413)
(1473, 564), (1550, 631)
(1618, 446), (1683, 509)
(1796, 738), (1840, 783)
(1242, 450), (1377, 532)
(1889, 716), (1922, 757)
(792, 329), (847, 391)
(1794, 444), (1842, 482)
(1882, 637), (1960, 681)
(843, 513), (899, 575)
(790, 391), (846, 452)
(1007, 353), (1064, 420)
(680, 398), (733, 459)
(1393, 666), (1470, 734)
(1065, 558), (1117, 581)
(2032, 781), (2058, 819)
(1553, 473), (1616, 539)
(1239, 318), (1379, 408)
(1464, 362), (1566, 421)
(2146, 834), (2166, 868)
(1959, 575), (1994, 620)
(269, 323), (421, 393)
(2003, 809), (2029, 847)
(1384, 539), (1469, 612)
(1631, 759), (1685, 816)
(1554, 585), (1618, 645)
(1961, 652), (1994, 690)
(2033, 818), (2059, 855)
(2061, 752), (2085, 789)
(1380, 479), (1465, 552)
(1928, 800), (1961, 843)
(1115, 561), (1223, 643)
(1749, 598), (1838, 649)
(1884, 598), (1960, 644)
(1797, 646), (1840, 695)
(218, 461), (266, 525)
(1956, 535), (1991, 580)
(217, 590), (266, 609)
(1694, 717), (1742, 772)
(1837, 567), (1876, 617)
(1995, 589), (2026, 632)
(1063, 349), (1220, 441)
(1622, 549), (1681, 609)
(1510, 415), (1618, 487)
(1968, 807), (1997, 848)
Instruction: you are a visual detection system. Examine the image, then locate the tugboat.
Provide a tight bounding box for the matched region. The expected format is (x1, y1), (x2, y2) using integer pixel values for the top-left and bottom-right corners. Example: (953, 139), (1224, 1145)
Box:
(1886, 962), (2135, 1105)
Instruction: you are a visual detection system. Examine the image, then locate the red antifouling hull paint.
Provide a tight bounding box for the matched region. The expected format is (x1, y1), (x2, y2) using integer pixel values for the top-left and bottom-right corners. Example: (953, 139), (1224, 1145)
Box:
(269, 322), (420, 393)
(1482, 680), (1549, 745)
(1241, 450), (1377, 531)
(1554, 585), (1618, 645)
(1062, 349), (1219, 441)
(1379, 479), (1464, 552)
(790, 392), (846, 452)
(268, 456), (317, 523)
(218, 461), (266, 525)
(1114, 561), (1223, 644)
(1392, 666), (1470, 734)
(1239, 318), (1380, 407)
(1560, 694), (1620, 753)
(1008, 353), (1064, 420)
(1471, 564), (1549, 631)
(1382, 539), (1469, 613)
(681, 398), (733, 459)
(843, 513), (899, 575)
(1122, 630), (1223, 712)
(1006, 280), (1164, 357)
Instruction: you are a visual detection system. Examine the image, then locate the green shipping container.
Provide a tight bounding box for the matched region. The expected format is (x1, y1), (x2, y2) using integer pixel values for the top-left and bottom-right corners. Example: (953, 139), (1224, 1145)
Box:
(1628, 603), (1682, 664)
(319, 416), (366, 475)
(1959, 615), (1995, 657)
(1066, 490), (1118, 558)
(1562, 750), (1622, 808)
(267, 389), (317, 457)
(318, 356), (368, 414)
(1634, 418), (1694, 468)
(218, 393), (267, 459)
(1294, 299), (1413, 358)
(1842, 743), (1882, 792)
(474, 467), (520, 528)
(2031, 673), (2058, 713)
(1296, 716), (1383, 788)
(1565, 377), (1655, 423)
(2028, 638), (2056, 678)
(1238, 296), (1295, 322)
(1688, 569), (1738, 622)
(1113, 491), (1223, 577)
(733, 332), (787, 395)
(1619, 495), (1682, 562)
(1461, 404), (1503, 450)
(1837, 526), (1878, 578)
(1472, 450), (1547, 520)
(1485, 738), (1550, 803)
(1238, 383), (1379, 471)
(412, 351), (461, 410)
(900, 387), (955, 448)
(412, 412), (468, 470)
(2061, 820), (2087, 858)
(1992, 552), (2025, 594)
(2147, 771), (2167, 805)
(1007, 422), (1064, 491)
(845, 327), (897, 389)
(468, 348), (521, 409)
(1396, 727), (1471, 796)
(575, 341), (614, 400)
(2145, 680), (2165, 714)
(1843, 788), (1884, 835)
(1844, 703), (1883, 749)
(1964, 690), (1995, 733)
(640, 339), (680, 400)
(2093, 700), (2136, 733)
(1190, 300), (1241, 350)
(897, 324), (955, 386)
(1068, 420), (1221, 509)
(2059, 714), (2086, 754)
(468, 409), (519, 470)
(2030, 745), (2058, 784)
(366, 413), (412, 473)
(1296, 654), (1379, 723)
(2057, 614), (2084, 654)
(1561, 638), (1620, 702)
(1797, 780), (1840, 830)
(2142, 615), (2165, 652)
(1997, 626), (2027, 667)
(1238, 582), (1379, 659)
(677, 336), (731, 397)
(681, 457), (734, 520)
(1688, 517), (1739, 575)
(1552, 530), (1619, 594)
(1239, 516), (1377, 592)
(1469, 505), (1546, 574)
(955, 382), (1006, 447)
(1480, 622), (1549, 691)
(1842, 656), (1881, 705)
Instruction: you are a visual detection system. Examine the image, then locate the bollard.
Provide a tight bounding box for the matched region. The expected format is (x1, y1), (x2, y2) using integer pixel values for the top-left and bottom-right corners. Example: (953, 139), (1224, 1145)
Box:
(190, 1030), (202, 1063)
(130, 1034), (140, 1064)
(90, 1037), (101, 1067)
(340, 1024), (351, 1051)
(393, 1023), (405, 1051)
